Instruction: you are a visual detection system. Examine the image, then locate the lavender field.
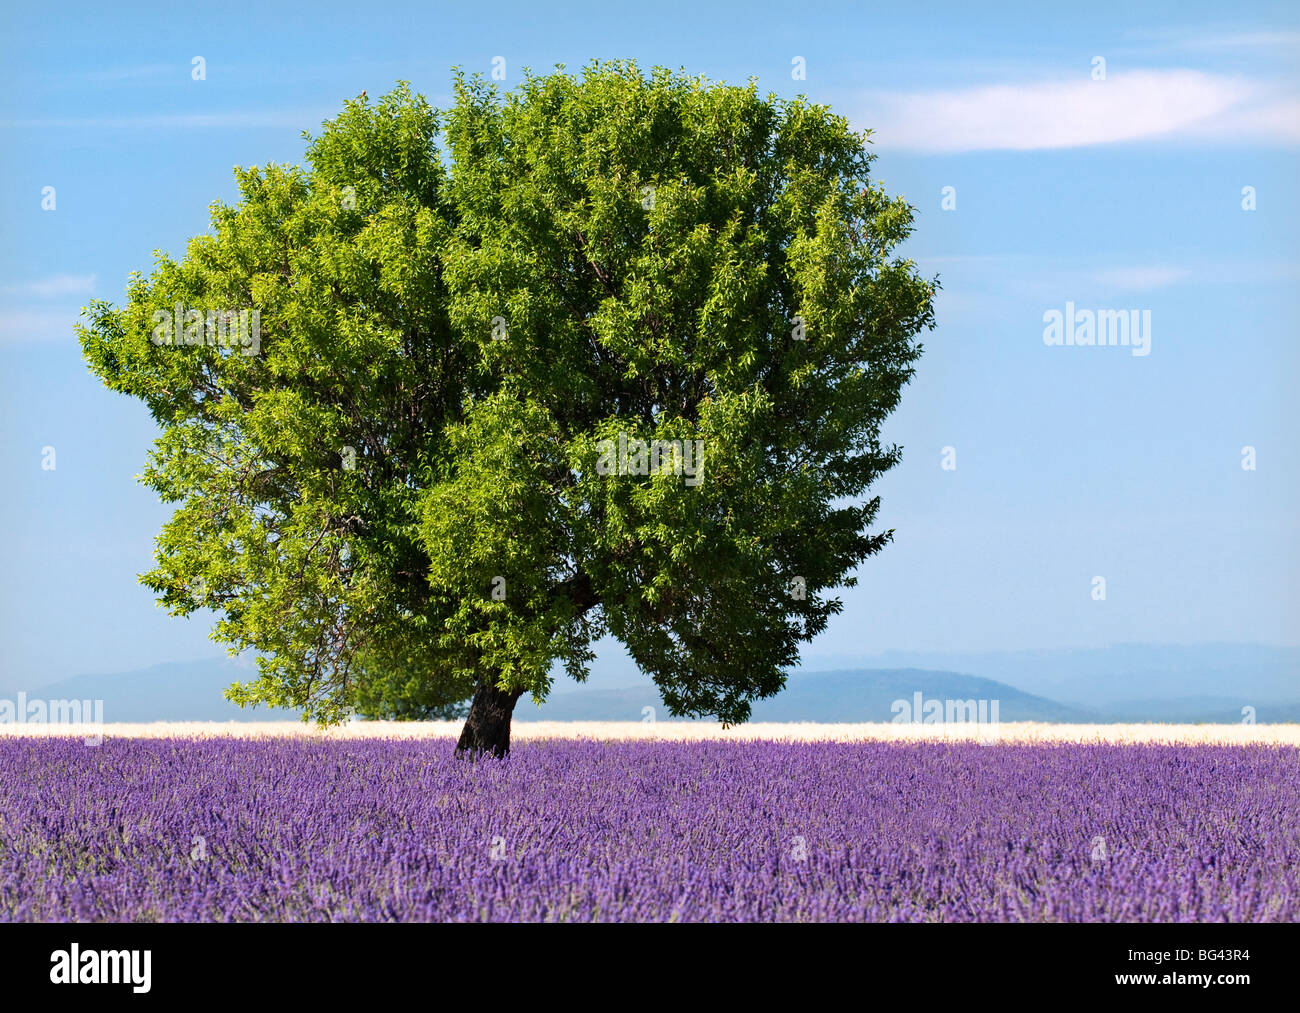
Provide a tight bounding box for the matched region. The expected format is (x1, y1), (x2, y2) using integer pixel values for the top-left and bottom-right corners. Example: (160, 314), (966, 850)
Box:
(2, 736), (1297, 921)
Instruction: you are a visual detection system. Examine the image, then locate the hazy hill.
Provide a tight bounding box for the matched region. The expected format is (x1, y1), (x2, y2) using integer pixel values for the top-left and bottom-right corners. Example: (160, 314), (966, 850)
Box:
(840, 643), (1300, 711)
(523, 669), (1094, 723)
(14, 644), (1298, 724)
(28, 659), (297, 723)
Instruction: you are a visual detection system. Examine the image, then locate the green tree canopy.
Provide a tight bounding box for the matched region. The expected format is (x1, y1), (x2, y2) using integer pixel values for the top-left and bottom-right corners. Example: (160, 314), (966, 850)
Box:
(79, 63), (936, 754)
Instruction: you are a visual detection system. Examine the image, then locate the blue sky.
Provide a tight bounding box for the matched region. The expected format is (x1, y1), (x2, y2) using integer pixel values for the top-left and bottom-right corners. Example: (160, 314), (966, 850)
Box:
(2, 1), (1298, 691)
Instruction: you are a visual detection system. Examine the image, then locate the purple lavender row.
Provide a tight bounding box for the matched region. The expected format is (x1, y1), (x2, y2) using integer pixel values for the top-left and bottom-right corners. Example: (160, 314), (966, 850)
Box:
(2, 738), (1296, 922)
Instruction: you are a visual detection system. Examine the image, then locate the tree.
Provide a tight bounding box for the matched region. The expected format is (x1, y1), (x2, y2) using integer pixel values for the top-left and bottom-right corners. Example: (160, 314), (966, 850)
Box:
(78, 63), (936, 756)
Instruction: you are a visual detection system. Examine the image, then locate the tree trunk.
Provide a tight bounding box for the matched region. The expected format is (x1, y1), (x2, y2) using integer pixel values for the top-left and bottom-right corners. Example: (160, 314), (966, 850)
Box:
(456, 681), (525, 758)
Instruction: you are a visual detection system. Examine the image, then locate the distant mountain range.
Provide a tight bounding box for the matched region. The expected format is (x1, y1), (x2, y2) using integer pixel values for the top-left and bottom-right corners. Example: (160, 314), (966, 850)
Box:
(24, 659), (297, 723)
(9, 644), (1297, 724)
(524, 667), (1299, 724)
(842, 644), (1300, 713)
(523, 669), (1094, 722)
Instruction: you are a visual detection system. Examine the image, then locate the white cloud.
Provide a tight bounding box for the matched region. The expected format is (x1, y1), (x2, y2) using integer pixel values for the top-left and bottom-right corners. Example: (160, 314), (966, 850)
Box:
(910, 256), (1300, 301)
(0, 309), (82, 343)
(3, 274), (97, 298)
(1089, 266), (1191, 292)
(82, 64), (176, 82)
(1187, 30), (1300, 49)
(0, 109), (334, 130)
(860, 70), (1296, 151)
(1122, 28), (1300, 51)
(1194, 95), (1300, 144)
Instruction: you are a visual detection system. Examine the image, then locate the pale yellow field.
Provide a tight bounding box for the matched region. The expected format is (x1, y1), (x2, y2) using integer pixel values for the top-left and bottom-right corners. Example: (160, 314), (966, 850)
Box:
(1, 720), (1298, 744)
